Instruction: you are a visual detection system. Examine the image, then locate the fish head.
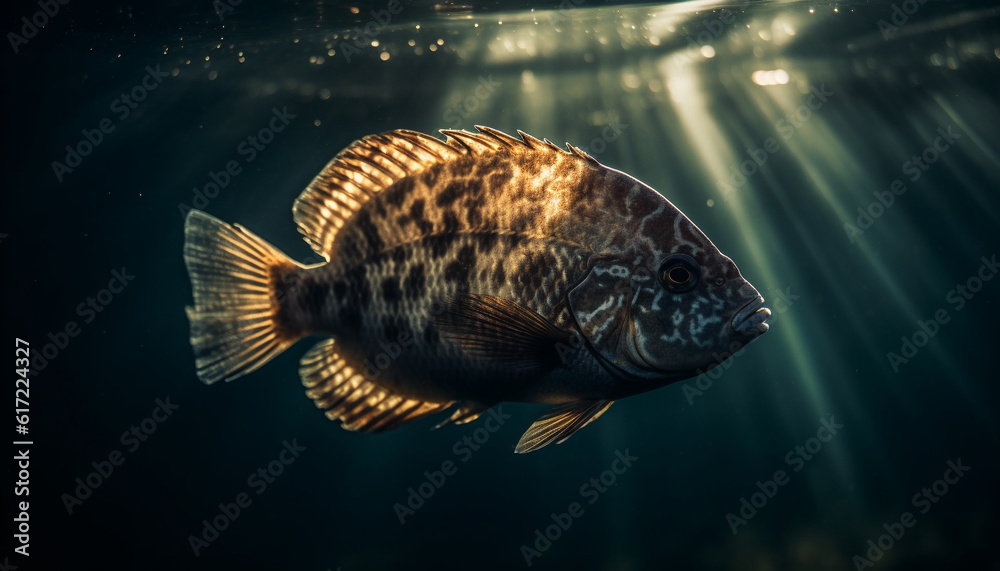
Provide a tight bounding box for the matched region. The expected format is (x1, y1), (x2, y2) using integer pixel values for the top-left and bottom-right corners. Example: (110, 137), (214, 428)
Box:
(629, 245), (770, 376)
(569, 215), (770, 386)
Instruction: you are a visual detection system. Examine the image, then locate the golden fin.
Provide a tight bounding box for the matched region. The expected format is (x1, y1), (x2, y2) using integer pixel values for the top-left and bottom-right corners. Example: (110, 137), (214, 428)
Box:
(300, 338), (453, 432)
(292, 130), (460, 260)
(183, 210), (306, 384)
(515, 400), (614, 454)
(433, 401), (492, 429)
(290, 127), (573, 261)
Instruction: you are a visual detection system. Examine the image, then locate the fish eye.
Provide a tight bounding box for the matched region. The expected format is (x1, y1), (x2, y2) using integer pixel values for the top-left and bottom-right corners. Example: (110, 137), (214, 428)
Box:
(659, 255), (700, 293)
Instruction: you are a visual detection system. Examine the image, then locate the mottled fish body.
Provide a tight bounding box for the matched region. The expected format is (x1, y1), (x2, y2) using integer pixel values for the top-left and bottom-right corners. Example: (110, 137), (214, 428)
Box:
(184, 127), (770, 453)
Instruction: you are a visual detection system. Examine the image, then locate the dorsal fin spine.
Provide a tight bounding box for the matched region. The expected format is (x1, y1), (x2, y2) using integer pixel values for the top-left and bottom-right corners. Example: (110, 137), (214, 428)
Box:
(475, 125), (520, 147)
(438, 131), (476, 154)
(516, 129), (545, 149)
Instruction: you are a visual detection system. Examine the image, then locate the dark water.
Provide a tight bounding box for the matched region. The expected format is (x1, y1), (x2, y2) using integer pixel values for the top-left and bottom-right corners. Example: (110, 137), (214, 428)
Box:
(3, 0), (999, 569)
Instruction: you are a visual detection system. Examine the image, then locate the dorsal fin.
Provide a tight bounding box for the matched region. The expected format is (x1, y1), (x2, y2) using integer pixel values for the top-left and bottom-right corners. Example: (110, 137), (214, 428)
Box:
(292, 130), (463, 260)
(291, 127), (578, 262)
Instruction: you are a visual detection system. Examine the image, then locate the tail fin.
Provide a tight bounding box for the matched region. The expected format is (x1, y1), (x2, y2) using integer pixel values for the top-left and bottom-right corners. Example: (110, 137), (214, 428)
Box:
(183, 210), (305, 384)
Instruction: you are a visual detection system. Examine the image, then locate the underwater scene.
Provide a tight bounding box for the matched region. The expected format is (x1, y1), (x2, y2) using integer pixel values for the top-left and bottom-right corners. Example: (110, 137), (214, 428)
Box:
(2, 0), (999, 569)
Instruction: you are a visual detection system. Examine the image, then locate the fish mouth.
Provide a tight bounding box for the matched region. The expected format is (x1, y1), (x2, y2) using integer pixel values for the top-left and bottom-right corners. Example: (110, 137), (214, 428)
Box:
(731, 296), (771, 335)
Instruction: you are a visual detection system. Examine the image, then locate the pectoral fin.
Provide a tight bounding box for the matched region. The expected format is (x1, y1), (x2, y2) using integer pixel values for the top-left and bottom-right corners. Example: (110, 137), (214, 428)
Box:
(433, 293), (582, 374)
(515, 400), (614, 454)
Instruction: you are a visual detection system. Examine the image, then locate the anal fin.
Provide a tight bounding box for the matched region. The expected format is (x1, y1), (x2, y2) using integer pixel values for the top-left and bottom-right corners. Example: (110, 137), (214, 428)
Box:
(300, 338), (452, 432)
(515, 400), (614, 454)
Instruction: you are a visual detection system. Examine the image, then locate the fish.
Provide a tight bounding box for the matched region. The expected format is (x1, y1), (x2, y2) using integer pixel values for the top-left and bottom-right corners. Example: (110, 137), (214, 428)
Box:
(183, 126), (770, 453)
